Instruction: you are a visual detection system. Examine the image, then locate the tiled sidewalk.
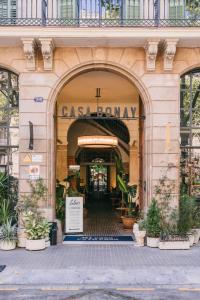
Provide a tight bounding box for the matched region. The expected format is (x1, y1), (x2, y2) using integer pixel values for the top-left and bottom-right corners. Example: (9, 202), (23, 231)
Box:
(1, 243), (200, 269)
(1, 244), (200, 286)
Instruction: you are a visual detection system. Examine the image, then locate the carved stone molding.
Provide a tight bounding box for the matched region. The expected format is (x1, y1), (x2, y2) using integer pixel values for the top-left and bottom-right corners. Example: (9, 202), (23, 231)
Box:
(163, 39), (179, 71)
(144, 40), (160, 71)
(21, 38), (36, 71)
(39, 38), (54, 71)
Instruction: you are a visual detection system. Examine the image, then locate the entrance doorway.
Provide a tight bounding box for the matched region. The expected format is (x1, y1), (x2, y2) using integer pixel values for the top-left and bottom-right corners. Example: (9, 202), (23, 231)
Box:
(55, 69), (144, 236)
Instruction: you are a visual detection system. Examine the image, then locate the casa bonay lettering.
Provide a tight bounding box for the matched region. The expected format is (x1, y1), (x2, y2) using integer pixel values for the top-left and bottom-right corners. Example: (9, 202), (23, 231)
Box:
(61, 105), (137, 119)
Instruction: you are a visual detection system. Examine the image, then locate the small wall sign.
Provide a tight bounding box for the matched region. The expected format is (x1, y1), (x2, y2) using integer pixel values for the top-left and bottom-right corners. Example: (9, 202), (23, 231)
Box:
(29, 165), (40, 180)
(23, 154), (32, 164)
(34, 97), (44, 103)
(32, 154), (43, 163)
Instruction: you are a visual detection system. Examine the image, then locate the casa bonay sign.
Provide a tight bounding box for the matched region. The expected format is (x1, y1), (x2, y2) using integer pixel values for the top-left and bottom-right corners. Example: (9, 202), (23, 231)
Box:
(61, 105), (137, 119)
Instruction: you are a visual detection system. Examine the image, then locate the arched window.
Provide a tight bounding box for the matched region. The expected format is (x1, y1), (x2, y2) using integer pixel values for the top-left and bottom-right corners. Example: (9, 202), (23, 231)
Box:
(180, 69), (200, 197)
(0, 68), (19, 197)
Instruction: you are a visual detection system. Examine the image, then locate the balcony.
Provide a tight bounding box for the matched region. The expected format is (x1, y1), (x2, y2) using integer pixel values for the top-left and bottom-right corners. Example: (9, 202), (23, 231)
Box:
(0, 0), (199, 27)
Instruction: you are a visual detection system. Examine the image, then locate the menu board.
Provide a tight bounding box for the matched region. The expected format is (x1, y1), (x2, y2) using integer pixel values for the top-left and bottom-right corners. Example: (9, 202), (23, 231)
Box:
(65, 197), (83, 233)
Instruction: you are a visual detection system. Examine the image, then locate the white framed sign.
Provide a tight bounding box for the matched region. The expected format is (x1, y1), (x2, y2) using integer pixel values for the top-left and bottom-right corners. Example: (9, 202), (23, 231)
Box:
(29, 165), (40, 180)
(65, 197), (83, 233)
(32, 154), (43, 163)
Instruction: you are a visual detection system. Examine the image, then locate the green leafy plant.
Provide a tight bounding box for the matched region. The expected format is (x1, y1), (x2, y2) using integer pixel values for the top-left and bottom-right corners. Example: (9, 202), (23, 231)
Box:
(117, 174), (138, 217)
(0, 172), (8, 199)
(1, 219), (17, 242)
(15, 178), (47, 215)
(178, 194), (194, 236)
(24, 212), (50, 240)
(56, 180), (65, 221)
(146, 199), (161, 238)
(191, 203), (200, 228)
(0, 199), (13, 225)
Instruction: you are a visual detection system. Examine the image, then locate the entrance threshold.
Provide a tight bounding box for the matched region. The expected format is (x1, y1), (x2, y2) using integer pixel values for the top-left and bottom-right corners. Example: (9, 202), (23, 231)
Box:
(63, 235), (134, 245)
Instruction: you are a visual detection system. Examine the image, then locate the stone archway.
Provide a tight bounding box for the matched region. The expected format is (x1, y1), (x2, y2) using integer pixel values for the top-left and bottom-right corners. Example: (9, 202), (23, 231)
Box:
(47, 62), (152, 218)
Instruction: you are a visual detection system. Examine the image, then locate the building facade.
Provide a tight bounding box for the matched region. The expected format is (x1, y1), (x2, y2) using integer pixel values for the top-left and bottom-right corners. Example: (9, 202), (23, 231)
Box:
(0, 0), (200, 221)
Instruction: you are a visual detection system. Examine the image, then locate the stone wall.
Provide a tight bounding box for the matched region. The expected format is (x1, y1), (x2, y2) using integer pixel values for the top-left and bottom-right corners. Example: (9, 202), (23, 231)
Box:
(1, 45), (199, 219)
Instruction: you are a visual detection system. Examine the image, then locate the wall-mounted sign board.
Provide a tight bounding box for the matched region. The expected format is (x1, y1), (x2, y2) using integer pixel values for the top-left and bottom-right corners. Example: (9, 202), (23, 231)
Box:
(29, 165), (40, 180)
(32, 154), (43, 163)
(34, 97), (44, 102)
(65, 197), (83, 233)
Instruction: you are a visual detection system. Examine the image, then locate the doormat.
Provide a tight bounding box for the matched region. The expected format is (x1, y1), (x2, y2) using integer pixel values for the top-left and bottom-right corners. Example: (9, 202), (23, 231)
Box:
(63, 235), (134, 244)
(0, 266), (6, 272)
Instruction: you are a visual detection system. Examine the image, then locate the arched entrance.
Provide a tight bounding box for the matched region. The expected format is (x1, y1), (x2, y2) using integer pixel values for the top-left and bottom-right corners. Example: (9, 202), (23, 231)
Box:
(46, 62), (152, 228)
(54, 67), (147, 235)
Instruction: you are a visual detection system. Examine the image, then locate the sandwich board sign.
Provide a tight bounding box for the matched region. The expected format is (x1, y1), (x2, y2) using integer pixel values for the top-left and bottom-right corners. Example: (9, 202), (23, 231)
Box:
(65, 197), (83, 233)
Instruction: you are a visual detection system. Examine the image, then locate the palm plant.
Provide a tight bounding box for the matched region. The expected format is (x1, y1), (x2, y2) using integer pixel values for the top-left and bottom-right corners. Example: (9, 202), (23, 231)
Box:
(0, 199), (13, 225)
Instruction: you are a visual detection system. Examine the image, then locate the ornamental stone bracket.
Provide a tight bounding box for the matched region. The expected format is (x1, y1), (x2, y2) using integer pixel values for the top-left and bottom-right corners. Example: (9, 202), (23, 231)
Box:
(144, 39), (160, 71)
(163, 39), (179, 71)
(21, 38), (36, 71)
(39, 38), (54, 71)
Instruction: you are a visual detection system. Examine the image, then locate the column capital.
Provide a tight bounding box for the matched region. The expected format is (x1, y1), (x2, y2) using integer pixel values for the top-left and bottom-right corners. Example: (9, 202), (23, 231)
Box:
(21, 38), (36, 71)
(163, 39), (179, 71)
(39, 38), (55, 71)
(144, 39), (160, 71)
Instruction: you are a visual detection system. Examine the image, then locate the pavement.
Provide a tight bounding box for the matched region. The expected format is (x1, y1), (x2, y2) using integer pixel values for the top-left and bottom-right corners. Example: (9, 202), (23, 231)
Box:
(1, 243), (200, 299)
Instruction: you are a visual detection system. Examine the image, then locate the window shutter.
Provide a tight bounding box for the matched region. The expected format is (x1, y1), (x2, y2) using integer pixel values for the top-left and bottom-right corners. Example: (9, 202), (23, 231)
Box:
(60, 0), (77, 19)
(125, 0), (140, 19)
(169, 0), (184, 19)
(10, 0), (16, 18)
(0, 0), (16, 18)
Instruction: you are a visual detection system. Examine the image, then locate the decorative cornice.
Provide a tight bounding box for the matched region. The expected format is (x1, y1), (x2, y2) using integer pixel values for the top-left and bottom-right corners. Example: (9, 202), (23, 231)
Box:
(39, 38), (54, 71)
(21, 38), (36, 71)
(163, 39), (179, 71)
(144, 39), (160, 71)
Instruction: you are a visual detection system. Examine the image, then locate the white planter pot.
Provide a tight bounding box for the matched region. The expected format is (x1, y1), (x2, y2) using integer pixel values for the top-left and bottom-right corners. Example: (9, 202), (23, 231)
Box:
(191, 229), (200, 244)
(147, 237), (159, 248)
(133, 223), (139, 233)
(188, 233), (195, 246)
(0, 240), (16, 251)
(159, 240), (190, 250)
(26, 239), (46, 251)
(135, 230), (146, 247)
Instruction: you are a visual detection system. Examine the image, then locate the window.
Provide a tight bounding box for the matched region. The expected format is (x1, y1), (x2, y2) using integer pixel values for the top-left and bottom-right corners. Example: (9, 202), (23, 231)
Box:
(0, 68), (19, 195)
(180, 69), (200, 197)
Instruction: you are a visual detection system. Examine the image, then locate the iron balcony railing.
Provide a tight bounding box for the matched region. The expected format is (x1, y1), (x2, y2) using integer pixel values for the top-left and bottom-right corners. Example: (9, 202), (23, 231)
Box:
(0, 0), (199, 27)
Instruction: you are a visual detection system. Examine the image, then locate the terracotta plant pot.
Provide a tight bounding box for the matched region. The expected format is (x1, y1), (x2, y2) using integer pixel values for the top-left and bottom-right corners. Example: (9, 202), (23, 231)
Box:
(0, 240), (16, 251)
(26, 238), (46, 251)
(122, 216), (135, 229)
(147, 237), (159, 248)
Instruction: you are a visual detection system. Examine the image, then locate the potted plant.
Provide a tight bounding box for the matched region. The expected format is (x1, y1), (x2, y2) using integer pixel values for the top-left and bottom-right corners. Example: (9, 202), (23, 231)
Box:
(15, 178), (48, 247)
(133, 218), (146, 246)
(0, 219), (17, 251)
(117, 174), (138, 229)
(146, 199), (161, 248)
(24, 212), (50, 251)
(55, 180), (65, 230)
(191, 201), (200, 244)
(178, 194), (195, 246)
(159, 208), (190, 250)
